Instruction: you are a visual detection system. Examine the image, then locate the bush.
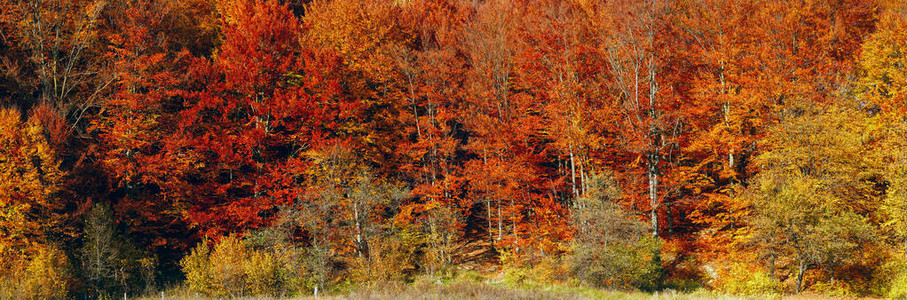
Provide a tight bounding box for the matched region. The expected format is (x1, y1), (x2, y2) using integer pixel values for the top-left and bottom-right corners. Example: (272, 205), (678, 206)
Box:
(715, 262), (782, 296)
(180, 238), (215, 296)
(25, 247), (71, 299)
(181, 236), (249, 297)
(0, 245), (71, 299)
(498, 249), (569, 286)
(530, 256), (570, 283)
(209, 236), (249, 295)
(350, 227), (422, 283)
(568, 173), (665, 291)
(890, 268), (907, 299)
(181, 235), (309, 297)
(243, 250), (279, 296)
(569, 236), (664, 291)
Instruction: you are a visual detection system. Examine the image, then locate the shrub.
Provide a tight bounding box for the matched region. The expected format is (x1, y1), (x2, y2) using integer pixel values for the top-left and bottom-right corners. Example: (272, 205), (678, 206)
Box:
(499, 250), (568, 286)
(890, 268), (907, 299)
(715, 262), (782, 296)
(208, 236), (249, 295)
(569, 236), (664, 291)
(180, 238), (215, 296)
(243, 250), (279, 296)
(351, 227), (423, 283)
(0, 245), (71, 299)
(273, 247), (310, 296)
(181, 235), (310, 297)
(568, 173), (665, 291)
(530, 255), (569, 283)
(22, 246), (70, 299)
(181, 235), (250, 297)
(352, 238), (410, 282)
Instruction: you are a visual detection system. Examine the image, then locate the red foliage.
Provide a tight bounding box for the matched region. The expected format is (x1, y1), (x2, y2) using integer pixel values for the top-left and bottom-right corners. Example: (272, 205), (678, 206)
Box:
(170, 0), (356, 237)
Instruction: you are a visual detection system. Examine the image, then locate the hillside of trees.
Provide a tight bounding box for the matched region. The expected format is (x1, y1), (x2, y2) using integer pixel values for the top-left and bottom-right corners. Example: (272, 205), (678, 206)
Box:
(1, 0), (907, 298)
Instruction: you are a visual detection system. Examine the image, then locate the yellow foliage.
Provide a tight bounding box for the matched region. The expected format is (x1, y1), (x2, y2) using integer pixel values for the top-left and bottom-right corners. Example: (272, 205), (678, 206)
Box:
(181, 235), (309, 297)
(243, 250), (279, 296)
(856, 7), (907, 118)
(0, 108), (66, 251)
(713, 262), (782, 296)
(890, 267), (907, 298)
(738, 106), (882, 293)
(181, 236), (248, 297)
(529, 256), (570, 284)
(304, 0), (403, 84)
(209, 236), (249, 295)
(0, 245), (71, 300)
(350, 228), (422, 283)
(180, 238), (215, 296)
(21, 246), (70, 299)
(0, 108), (69, 299)
(885, 155), (907, 249)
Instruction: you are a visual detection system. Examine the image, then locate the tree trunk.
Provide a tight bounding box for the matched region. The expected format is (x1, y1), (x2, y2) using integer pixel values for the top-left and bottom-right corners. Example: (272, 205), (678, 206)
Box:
(796, 258), (807, 293)
(769, 252), (776, 281)
(579, 156), (587, 195)
(483, 150), (494, 246)
(665, 200), (672, 235)
(648, 151), (659, 237)
(354, 201), (363, 259)
(497, 199), (503, 241)
(569, 144), (577, 198)
(487, 199), (493, 245)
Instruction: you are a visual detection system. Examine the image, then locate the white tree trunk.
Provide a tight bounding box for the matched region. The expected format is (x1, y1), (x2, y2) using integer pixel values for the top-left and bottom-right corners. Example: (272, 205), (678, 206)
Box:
(648, 156), (659, 237)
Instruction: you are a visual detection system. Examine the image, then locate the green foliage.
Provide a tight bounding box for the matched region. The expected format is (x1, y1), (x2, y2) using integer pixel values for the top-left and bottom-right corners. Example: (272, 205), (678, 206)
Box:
(663, 277), (704, 293)
(597, 237), (664, 292)
(568, 221), (665, 291)
(566, 173), (665, 291)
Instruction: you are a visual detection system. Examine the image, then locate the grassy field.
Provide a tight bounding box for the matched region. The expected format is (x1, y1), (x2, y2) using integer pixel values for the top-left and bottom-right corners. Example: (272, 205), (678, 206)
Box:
(137, 279), (856, 300)
(309, 281), (707, 300)
(306, 281), (854, 300)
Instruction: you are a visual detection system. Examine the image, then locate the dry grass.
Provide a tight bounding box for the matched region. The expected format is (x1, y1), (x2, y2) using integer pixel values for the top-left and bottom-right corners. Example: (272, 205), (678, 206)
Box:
(137, 280), (875, 300)
(310, 280), (589, 300)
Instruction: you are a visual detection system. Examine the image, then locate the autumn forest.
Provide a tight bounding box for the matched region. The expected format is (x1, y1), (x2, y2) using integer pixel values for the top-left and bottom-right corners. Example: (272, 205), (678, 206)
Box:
(1, 0), (907, 298)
